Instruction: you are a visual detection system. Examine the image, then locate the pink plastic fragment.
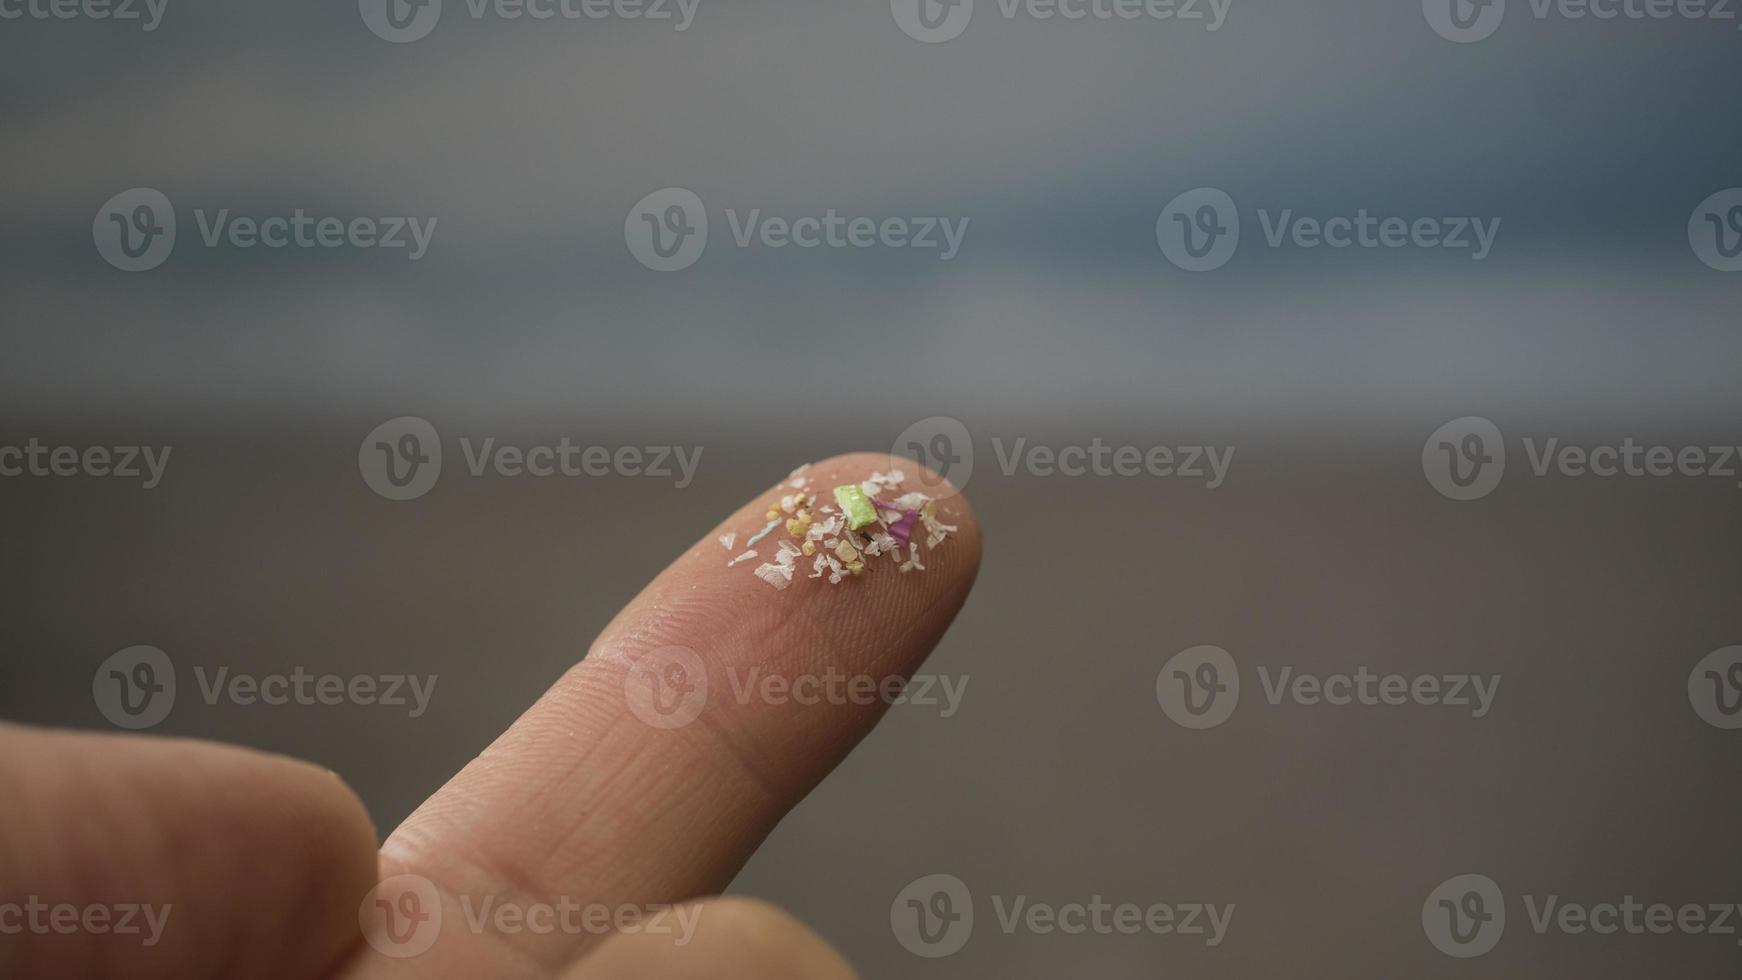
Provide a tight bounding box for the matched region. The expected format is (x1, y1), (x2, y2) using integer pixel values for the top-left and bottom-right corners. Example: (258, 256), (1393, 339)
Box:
(884, 509), (920, 544)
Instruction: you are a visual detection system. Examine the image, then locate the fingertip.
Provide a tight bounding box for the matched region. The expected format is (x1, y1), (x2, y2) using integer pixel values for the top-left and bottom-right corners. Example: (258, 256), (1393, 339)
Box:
(383, 453), (985, 953)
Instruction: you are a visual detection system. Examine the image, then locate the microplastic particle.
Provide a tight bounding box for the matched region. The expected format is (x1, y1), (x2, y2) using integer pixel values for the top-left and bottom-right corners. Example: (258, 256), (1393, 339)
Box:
(833, 484), (878, 531)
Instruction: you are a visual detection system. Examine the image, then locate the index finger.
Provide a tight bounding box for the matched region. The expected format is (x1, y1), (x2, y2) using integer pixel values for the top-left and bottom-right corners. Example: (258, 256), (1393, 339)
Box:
(373, 451), (981, 973)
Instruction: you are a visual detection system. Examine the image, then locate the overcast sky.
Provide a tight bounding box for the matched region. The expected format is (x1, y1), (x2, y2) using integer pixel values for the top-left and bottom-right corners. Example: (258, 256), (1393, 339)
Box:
(3, 0), (1738, 428)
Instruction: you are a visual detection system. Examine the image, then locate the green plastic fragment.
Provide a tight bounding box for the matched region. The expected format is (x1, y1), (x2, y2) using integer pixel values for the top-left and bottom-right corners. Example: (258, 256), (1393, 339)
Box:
(833, 484), (879, 531)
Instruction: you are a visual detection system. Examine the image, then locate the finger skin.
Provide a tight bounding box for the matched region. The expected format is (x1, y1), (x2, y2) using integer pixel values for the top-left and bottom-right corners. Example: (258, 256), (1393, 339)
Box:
(0, 723), (378, 980)
(566, 898), (858, 980)
(377, 452), (980, 973)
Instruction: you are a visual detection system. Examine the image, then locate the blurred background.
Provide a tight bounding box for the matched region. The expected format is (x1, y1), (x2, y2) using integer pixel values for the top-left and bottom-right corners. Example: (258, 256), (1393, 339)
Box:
(3, 0), (1740, 975)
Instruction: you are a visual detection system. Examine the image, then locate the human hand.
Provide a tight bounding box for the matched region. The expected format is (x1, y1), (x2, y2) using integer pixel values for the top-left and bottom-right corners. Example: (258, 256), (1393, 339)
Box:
(2, 452), (980, 979)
